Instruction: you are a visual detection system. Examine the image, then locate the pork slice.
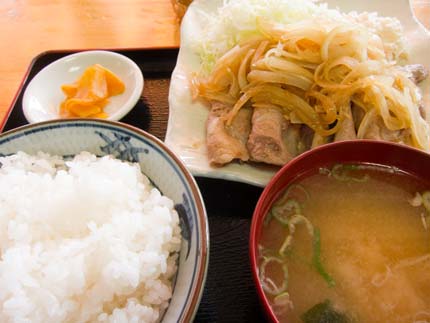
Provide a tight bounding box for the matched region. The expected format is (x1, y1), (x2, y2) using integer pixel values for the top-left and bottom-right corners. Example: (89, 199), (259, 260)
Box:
(228, 106), (252, 145)
(297, 125), (314, 154)
(284, 124), (301, 157)
(403, 64), (429, 84)
(379, 123), (411, 143)
(363, 123), (381, 140)
(335, 103), (357, 142)
(400, 64), (428, 119)
(357, 110), (380, 140)
(311, 132), (330, 148)
(419, 104), (426, 121)
(206, 102), (251, 165)
(351, 103), (365, 133)
(360, 113), (409, 143)
(247, 106), (293, 166)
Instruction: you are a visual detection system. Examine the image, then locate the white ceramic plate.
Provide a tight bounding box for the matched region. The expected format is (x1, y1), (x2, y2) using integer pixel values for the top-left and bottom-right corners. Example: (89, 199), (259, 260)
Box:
(166, 0), (430, 187)
(23, 50), (144, 124)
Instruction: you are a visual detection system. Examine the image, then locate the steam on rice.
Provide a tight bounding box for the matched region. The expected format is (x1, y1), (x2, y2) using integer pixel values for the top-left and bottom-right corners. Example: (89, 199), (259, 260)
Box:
(0, 151), (181, 323)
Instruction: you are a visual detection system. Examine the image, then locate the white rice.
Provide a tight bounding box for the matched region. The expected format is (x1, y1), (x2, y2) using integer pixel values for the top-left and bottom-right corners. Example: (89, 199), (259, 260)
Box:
(0, 152), (181, 323)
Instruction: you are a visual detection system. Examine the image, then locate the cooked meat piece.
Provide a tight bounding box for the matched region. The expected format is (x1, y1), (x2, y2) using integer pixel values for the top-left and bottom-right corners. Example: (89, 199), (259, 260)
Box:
(379, 122), (410, 143)
(206, 102), (252, 165)
(311, 132), (330, 148)
(351, 103), (365, 132)
(357, 110), (378, 140)
(297, 125), (314, 154)
(362, 121), (381, 140)
(400, 65), (428, 119)
(284, 124), (301, 157)
(247, 106), (293, 166)
(228, 107), (252, 145)
(403, 64), (429, 84)
(419, 104), (426, 120)
(359, 112), (409, 143)
(335, 104), (357, 142)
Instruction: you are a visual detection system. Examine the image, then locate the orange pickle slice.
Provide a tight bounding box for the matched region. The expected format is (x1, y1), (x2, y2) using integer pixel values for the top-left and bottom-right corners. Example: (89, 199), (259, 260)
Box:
(60, 64), (125, 118)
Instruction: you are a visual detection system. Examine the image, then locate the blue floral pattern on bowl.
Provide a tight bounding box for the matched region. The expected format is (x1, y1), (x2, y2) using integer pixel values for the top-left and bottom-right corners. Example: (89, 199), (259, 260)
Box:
(96, 131), (149, 162)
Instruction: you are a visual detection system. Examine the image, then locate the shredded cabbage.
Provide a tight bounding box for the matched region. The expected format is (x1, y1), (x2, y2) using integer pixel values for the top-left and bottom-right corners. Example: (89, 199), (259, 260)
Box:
(193, 0), (406, 74)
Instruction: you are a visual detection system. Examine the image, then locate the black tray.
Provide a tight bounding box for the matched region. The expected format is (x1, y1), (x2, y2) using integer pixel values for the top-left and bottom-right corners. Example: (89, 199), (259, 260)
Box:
(3, 49), (266, 322)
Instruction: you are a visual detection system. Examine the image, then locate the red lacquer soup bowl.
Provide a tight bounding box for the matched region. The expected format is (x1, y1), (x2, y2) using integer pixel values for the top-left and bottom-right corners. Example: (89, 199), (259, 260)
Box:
(249, 140), (430, 322)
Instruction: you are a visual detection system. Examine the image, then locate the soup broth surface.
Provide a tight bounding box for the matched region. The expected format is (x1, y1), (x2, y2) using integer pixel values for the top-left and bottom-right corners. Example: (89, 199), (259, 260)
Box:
(259, 164), (430, 323)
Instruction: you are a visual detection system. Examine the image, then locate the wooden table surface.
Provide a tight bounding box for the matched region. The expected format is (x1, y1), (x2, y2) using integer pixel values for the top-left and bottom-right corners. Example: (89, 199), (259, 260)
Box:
(0, 0), (428, 127)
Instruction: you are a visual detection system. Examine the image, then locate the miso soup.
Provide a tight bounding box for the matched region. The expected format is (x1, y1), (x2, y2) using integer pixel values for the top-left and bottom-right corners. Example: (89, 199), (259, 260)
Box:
(258, 163), (430, 323)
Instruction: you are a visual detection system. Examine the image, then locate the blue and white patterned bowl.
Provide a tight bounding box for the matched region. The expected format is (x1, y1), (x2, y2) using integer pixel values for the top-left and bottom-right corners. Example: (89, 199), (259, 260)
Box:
(0, 119), (209, 323)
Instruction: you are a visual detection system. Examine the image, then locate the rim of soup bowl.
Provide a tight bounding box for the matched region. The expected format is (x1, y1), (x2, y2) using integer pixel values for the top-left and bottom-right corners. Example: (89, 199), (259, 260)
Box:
(0, 118), (210, 323)
(249, 139), (430, 323)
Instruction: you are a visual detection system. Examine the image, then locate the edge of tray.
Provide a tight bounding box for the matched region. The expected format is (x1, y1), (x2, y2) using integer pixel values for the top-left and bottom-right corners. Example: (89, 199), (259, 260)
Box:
(1, 46), (179, 132)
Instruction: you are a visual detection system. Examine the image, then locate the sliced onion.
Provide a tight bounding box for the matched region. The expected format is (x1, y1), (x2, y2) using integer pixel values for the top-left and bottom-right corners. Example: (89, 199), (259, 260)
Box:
(259, 256), (288, 295)
(247, 70), (312, 91)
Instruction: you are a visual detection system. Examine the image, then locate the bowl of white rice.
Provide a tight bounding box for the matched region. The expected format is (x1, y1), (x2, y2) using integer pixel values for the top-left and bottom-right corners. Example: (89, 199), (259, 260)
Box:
(0, 119), (208, 323)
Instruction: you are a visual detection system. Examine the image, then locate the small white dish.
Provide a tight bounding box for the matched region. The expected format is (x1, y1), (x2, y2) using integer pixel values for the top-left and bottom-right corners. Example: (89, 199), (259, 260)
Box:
(166, 0), (430, 187)
(22, 50), (144, 123)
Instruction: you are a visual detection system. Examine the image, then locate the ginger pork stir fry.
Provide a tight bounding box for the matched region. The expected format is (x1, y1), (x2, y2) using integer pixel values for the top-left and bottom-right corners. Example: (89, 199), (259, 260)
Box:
(192, 13), (430, 166)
